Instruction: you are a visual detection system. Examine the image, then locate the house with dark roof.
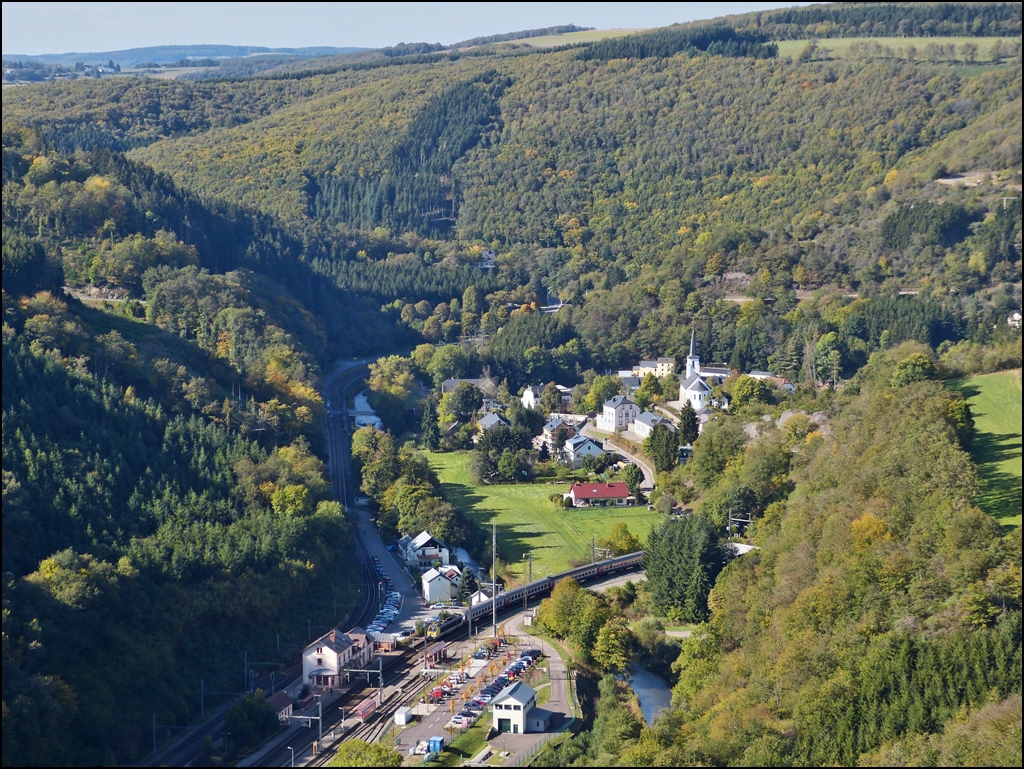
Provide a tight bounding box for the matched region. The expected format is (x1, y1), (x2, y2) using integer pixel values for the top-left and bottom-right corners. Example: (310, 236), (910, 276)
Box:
(268, 690), (294, 722)
(596, 395), (639, 432)
(302, 627), (373, 690)
(478, 412), (510, 433)
(491, 681), (553, 734)
(632, 410), (674, 439)
(564, 434), (605, 467)
(397, 530), (450, 567)
(564, 481), (633, 508)
(440, 376), (498, 397)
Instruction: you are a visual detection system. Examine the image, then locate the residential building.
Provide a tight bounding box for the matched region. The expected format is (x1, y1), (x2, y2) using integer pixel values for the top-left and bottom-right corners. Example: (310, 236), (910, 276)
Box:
(397, 531), (450, 568)
(302, 627), (373, 690)
(478, 412), (510, 432)
(440, 376), (498, 398)
(542, 417), (576, 447)
(618, 376), (641, 395)
(268, 691), (293, 723)
(469, 587), (494, 607)
(491, 681), (552, 734)
(555, 384), (574, 409)
(632, 410), (674, 439)
(746, 370), (796, 393)
(422, 567), (456, 604)
(596, 395), (639, 432)
(521, 385), (542, 409)
(564, 435), (605, 467)
(1008, 309), (1022, 328)
(636, 357), (677, 378)
(564, 481), (633, 508)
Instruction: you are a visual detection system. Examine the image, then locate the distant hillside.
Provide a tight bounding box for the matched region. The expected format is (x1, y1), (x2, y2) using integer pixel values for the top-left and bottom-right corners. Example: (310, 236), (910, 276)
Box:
(2, 44), (367, 68)
(684, 1), (1022, 39)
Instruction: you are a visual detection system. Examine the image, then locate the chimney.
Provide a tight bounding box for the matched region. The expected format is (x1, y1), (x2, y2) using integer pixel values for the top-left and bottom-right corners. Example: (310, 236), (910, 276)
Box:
(329, 630), (336, 643)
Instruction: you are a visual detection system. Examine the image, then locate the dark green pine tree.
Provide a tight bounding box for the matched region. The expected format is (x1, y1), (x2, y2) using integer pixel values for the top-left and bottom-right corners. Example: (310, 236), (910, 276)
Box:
(679, 401), (699, 446)
(421, 400), (441, 451)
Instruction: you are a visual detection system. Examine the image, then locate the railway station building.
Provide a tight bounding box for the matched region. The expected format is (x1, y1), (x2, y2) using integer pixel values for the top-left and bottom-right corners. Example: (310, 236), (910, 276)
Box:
(301, 626), (373, 690)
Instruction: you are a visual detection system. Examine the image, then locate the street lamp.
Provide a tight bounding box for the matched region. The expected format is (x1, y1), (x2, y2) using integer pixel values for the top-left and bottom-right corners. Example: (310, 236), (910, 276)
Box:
(287, 745), (294, 767)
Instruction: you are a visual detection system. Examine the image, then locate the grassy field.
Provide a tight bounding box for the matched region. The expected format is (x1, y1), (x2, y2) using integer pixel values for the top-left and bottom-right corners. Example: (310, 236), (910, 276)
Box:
(427, 452), (662, 581)
(776, 36), (1016, 62)
(949, 370), (1022, 530)
(517, 28), (647, 48)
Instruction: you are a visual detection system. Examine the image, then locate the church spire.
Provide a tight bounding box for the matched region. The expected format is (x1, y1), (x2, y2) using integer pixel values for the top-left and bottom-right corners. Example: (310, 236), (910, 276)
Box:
(686, 328), (700, 379)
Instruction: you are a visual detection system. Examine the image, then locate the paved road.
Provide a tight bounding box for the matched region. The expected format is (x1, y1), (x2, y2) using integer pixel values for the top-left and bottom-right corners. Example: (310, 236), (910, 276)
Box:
(579, 423), (656, 490)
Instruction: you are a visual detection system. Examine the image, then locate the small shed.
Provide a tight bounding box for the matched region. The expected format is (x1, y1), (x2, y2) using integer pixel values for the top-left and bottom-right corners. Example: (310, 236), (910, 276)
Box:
(394, 705), (414, 726)
(428, 735), (446, 753)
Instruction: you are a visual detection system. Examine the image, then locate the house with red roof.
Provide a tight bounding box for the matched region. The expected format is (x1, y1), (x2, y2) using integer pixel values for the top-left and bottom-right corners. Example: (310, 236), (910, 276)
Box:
(564, 481), (633, 508)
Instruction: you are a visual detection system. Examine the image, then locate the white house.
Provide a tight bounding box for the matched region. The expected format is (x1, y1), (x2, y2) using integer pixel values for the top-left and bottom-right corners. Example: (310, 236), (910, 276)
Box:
(422, 568), (456, 604)
(521, 385), (543, 409)
(596, 395), (639, 432)
(632, 410), (674, 439)
(565, 482), (633, 508)
(491, 681), (552, 734)
(564, 435), (605, 467)
(555, 384), (574, 409)
(469, 587), (494, 607)
(397, 531), (450, 568)
(1008, 309), (1022, 328)
(302, 627), (373, 690)
(268, 691), (293, 723)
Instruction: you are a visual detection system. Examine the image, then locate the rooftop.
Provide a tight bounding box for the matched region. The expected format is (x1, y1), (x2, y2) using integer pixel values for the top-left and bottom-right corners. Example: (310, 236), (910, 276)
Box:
(491, 680), (536, 707)
(569, 481), (631, 500)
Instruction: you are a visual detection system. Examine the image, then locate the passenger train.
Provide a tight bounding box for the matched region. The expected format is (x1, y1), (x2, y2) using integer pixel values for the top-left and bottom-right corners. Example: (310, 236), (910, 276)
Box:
(428, 550), (645, 635)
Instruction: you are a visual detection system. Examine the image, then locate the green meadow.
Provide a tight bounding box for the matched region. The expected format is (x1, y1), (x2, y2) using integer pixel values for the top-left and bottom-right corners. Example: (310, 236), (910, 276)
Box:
(776, 36), (1015, 61)
(426, 452), (662, 581)
(950, 370), (1023, 530)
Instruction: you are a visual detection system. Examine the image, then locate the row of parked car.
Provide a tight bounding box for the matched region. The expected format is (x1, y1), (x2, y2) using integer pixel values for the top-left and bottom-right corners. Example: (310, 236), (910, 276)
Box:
(367, 555), (401, 634)
(447, 647), (543, 729)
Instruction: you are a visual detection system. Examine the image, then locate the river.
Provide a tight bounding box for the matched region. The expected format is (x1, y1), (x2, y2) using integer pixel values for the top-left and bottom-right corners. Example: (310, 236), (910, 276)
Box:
(628, 665), (672, 725)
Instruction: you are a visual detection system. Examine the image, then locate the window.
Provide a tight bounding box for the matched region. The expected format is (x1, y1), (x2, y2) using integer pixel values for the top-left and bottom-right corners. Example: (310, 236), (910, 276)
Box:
(513, 705), (521, 711)
(316, 657), (323, 667)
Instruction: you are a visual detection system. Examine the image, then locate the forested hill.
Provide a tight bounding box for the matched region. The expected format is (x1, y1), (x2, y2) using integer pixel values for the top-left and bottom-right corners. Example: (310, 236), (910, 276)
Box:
(5, 9), (1018, 376)
(1, 2), (1022, 765)
(1, 132), (363, 764)
(685, 1), (1022, 39)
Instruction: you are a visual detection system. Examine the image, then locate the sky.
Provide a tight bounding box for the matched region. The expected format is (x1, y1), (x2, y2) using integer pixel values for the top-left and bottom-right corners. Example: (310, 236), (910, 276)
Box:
(2, 1), (813, 55)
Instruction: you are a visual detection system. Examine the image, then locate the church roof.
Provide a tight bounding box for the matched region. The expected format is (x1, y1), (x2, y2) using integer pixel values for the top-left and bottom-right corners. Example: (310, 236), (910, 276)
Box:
(681, 373), (712, 392)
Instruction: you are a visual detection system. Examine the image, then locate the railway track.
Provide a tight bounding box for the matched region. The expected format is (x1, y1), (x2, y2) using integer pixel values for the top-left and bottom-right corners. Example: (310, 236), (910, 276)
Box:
(148, 362), (377, 767)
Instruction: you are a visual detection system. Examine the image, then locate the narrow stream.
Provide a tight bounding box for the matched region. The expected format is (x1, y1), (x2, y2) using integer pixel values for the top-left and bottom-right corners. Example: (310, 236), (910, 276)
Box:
(628, 665), (672, 725)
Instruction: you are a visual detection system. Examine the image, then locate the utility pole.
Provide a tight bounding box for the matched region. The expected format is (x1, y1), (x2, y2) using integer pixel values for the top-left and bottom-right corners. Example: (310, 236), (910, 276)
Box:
(591, 537), (595, 564)
(492, 522), (497, 639)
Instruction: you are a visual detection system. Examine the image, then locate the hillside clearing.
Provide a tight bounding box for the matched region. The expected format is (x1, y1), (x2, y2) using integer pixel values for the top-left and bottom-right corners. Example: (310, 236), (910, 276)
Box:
(776, 36), (1015, 62)
(950, 370), (1022, 529)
